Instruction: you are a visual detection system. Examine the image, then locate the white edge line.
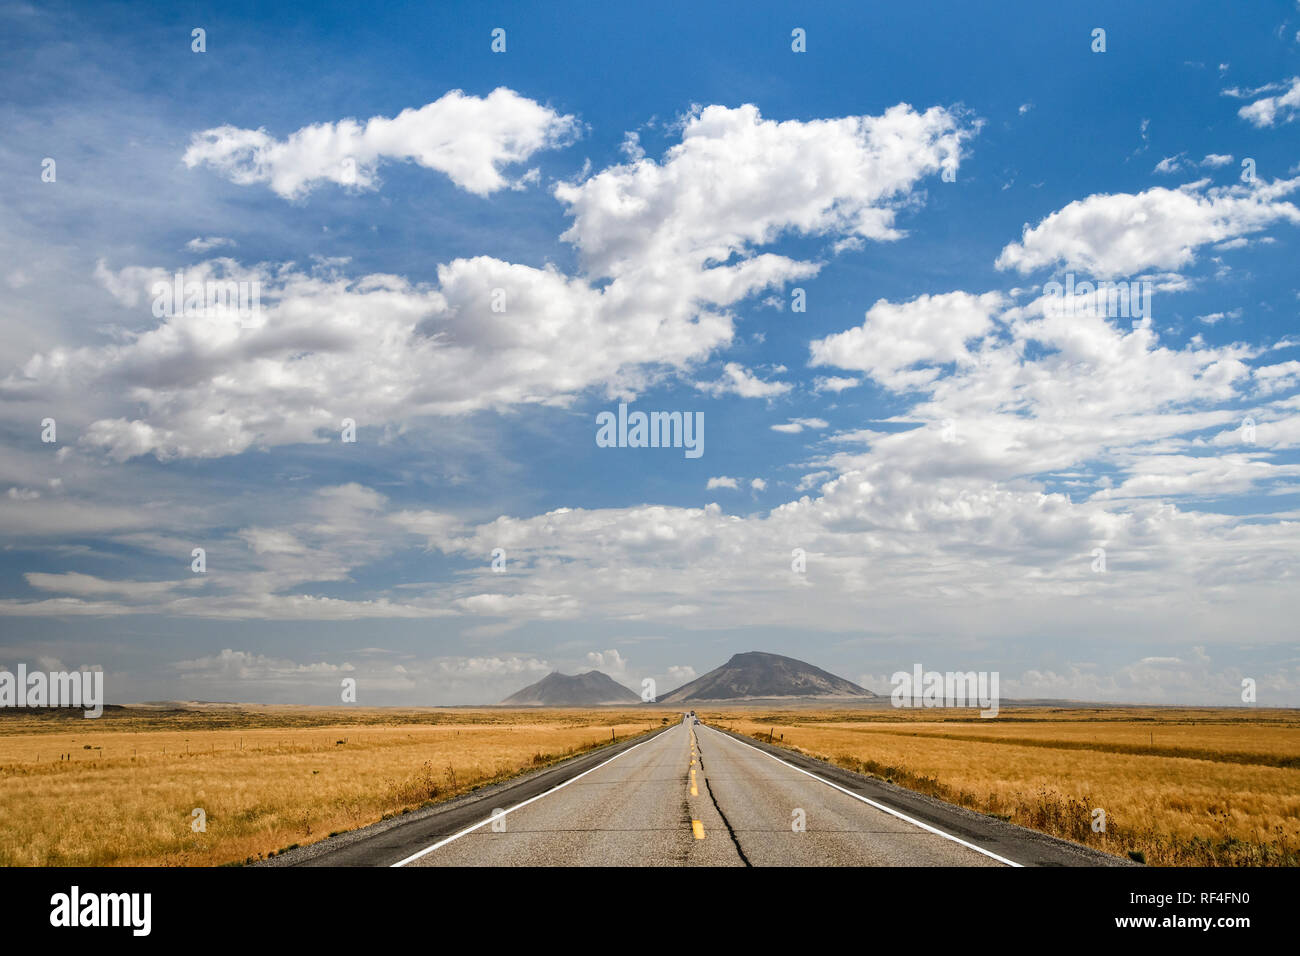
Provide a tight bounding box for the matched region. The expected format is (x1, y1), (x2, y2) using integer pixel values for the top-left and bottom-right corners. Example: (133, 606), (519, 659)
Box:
(390, 730), (665, 867)
(706, 725), (1023, 867)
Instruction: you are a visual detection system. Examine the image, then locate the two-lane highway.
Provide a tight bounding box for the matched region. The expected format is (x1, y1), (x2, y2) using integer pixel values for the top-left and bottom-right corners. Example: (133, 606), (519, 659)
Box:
(275, 718), (1128, 867)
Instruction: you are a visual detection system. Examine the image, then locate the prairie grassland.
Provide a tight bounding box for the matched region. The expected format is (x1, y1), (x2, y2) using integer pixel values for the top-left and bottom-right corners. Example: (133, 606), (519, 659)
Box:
(0, 707), (674, 867)
(708, 707), (1300, 866)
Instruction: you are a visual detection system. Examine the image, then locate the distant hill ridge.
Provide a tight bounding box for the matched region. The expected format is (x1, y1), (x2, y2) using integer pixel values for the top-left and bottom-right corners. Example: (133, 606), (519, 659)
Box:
(661, 651), (874, 702)
(501, 670), (641, 706)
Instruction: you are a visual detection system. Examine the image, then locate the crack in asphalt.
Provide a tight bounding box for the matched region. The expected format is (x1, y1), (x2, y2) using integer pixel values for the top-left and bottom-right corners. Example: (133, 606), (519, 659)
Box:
(696, 740), (752, 867)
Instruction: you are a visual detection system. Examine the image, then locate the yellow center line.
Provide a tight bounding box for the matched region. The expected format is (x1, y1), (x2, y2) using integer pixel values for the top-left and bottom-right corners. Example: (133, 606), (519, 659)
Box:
(691, 819), (705, 839)
(690, 768), (698, 796)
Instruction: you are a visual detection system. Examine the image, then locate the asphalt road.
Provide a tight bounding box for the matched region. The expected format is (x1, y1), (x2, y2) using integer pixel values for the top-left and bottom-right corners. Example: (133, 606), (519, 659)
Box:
(276, 719), (1129, 867)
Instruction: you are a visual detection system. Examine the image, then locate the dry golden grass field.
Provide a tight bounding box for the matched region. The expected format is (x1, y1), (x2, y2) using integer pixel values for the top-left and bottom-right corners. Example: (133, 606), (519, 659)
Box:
(0, 706), (676, 866)
(707, 707), (1300, 866)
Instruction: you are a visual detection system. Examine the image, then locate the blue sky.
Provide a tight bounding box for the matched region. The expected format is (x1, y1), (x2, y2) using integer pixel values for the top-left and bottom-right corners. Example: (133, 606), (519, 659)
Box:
(1, 0), (1298, 705)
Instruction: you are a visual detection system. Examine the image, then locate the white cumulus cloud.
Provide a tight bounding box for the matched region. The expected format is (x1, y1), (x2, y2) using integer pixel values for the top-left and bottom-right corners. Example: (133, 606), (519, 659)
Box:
(995, 179), (1300, 277)
(183, 87), (579, 198)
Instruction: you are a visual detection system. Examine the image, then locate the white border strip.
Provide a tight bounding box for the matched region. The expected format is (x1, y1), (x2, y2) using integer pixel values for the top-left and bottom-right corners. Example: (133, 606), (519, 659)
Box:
(390, 731), (663, 867)
(705, 725), (1022, 867)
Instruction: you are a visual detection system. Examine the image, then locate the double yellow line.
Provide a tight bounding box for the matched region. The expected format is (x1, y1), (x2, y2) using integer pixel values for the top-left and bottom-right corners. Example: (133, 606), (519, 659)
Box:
(689, 725), (704, 839)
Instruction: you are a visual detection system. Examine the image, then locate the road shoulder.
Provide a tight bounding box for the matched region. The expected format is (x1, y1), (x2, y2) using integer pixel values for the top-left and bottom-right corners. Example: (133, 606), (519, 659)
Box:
(260, 726), (671, 867)
(706, 725), (1136, 867)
